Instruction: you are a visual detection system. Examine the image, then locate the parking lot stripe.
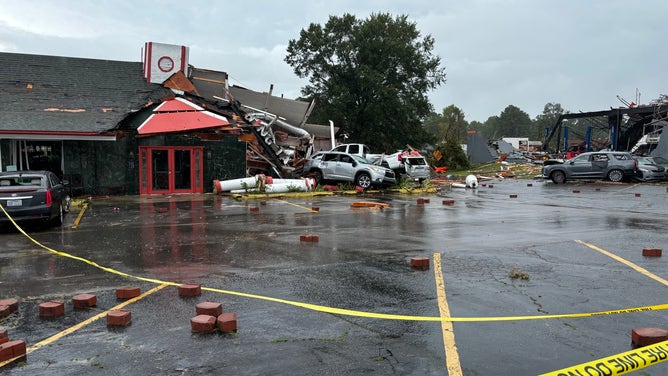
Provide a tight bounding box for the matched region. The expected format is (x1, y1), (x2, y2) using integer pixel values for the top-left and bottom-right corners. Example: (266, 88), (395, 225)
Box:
(25, 283), (168, 354)
(576, 240), (668, 287)
(433, 252), (463, 376)
(70, 201), (89, 229)
(4, 200), (668, 324)
(275, 199), (320, 213)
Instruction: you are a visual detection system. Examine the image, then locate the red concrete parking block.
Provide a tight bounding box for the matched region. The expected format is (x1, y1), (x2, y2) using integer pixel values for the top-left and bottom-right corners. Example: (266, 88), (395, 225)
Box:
(72, 294), (97, 309)
(527, 183), (533, 187)
(416, 198), (425, 205)
(0, 299), (18, 313)
(642, 248), (662, 257)
(0, 329), (7, 344)
(300, 234), (319, 242)
(116, 287), (141, 299)
(0, 306), (10, 320)
(107, 310), (132, 326)
(179, 284), (202, 297)
(39, 301), (64, 318)
(196, 302), (223, 317)
(0, 340), (26, 362)
(488, 184), (494, 188)
(311, 206), (320, 212)
(572, 190), (580, 193)
(509, 194), (518, 198)
(217, 312), (238, 333)
(442, 199), (455, 206)
(632, 327), (668, 347)
(191, 315), (217, 333)
(249, 207), (260, 212)
(410, 257), (430, 270)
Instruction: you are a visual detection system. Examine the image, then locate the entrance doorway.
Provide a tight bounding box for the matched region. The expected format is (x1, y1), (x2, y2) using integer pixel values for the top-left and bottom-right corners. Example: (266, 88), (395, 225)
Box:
(139, 146), (204, 194)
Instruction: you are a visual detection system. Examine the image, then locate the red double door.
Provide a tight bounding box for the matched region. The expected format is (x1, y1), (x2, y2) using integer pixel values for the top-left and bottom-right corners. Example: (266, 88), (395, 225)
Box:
(139, 146), (204, 194)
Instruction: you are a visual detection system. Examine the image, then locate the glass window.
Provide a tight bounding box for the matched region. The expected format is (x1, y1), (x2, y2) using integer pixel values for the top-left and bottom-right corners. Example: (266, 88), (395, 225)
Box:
(572, 154), (590, 164)
(340, 155), (353, 164)
(592, 154), (609, 162)
(322, 153), (338, 162)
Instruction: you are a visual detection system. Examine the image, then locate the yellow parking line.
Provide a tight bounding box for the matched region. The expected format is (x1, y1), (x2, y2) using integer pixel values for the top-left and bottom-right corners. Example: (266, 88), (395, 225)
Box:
(434, 253), (463, 375)
(275, 199), (319, 213)
(576, 240), (668, 287)
(70, 202), (89, 229)
(25, 283), (168, 354)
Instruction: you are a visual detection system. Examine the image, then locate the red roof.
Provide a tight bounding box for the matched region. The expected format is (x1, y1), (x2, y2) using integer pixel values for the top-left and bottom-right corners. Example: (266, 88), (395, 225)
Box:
(137, 98), (230, 135)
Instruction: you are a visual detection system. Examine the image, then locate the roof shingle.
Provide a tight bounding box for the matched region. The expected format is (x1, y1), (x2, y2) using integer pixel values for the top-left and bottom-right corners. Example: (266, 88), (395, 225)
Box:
(0, 52), (172, 133)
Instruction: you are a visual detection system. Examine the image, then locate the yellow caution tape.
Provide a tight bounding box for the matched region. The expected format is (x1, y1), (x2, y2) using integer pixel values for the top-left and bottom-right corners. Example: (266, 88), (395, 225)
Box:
(540, 339), (668, 376)
(1, 202), (667, 322)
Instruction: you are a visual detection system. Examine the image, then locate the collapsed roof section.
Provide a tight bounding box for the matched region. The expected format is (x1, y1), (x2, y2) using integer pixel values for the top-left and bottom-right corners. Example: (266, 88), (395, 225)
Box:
(542, 102), (668, 153)
(466, 131), (530, 164)
(144, 52), (321, 178)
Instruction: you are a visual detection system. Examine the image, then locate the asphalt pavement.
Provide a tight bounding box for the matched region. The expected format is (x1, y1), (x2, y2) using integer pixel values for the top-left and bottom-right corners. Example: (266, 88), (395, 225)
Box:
(1, 178), (667, 375)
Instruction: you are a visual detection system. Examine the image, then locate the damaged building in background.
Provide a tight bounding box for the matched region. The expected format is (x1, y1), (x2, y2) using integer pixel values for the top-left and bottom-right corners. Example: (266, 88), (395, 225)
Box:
(0, 42), (333, 195)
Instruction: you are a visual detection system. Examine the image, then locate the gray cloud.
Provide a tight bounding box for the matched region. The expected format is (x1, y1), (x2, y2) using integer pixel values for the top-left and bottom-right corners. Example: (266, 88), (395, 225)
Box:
(1, 0), (666, 123)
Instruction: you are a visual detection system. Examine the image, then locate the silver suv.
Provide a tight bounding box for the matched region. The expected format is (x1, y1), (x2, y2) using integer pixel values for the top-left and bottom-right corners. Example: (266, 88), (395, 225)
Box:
(303, 151), (396, 189)
(541, 151), (638, 184)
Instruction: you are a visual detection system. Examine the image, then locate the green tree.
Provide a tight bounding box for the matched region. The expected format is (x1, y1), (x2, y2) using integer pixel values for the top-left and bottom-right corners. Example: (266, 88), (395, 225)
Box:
(423, 105), (468, 143)
(424, 105), (470, 170)
(285, 13), (446, 152)
(532, 102), (565, 141)
(479, 115), (501, 139)
(497, 105), (532, 137)
(439, 105), (468, 143)
(430, 140), (470, 171)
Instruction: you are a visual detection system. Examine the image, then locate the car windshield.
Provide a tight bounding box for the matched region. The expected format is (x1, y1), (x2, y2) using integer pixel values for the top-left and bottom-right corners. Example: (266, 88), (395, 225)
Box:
(351, 154), (370, 164)
(650, 157), (668, 164)
(405, 157), (426, 165)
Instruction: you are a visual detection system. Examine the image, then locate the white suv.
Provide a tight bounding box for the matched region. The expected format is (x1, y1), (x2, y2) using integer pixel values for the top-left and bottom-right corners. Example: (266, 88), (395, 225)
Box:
(303, 152), (396, 189)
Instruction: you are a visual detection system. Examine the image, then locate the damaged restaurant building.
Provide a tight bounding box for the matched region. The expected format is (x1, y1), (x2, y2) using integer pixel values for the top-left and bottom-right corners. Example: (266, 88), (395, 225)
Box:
(0, 42), (333, 196)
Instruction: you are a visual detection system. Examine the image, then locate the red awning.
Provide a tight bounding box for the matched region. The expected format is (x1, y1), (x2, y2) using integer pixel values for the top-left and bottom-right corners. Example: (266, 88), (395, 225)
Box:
(137, 98), (230, 135)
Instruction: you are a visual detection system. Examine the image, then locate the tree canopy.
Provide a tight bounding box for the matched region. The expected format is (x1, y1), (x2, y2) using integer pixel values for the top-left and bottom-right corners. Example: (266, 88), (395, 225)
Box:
(285, 13), (446, 152)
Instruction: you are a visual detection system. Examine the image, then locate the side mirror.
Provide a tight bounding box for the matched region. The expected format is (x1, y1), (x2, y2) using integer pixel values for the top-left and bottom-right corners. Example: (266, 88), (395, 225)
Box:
(352, 161), (357, 167)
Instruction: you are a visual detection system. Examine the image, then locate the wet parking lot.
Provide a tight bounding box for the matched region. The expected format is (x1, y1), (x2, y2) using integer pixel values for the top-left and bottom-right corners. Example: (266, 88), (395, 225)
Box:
(1, 179), (667, 375)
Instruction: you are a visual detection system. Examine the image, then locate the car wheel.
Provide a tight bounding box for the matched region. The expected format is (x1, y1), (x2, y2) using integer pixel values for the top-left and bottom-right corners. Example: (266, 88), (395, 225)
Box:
(607, 169), (624, 182)
(312, 170), (323, 186)
(551, 170), (566, 184)
(356, 173), (372, 189)
(51, 204), (63, 227)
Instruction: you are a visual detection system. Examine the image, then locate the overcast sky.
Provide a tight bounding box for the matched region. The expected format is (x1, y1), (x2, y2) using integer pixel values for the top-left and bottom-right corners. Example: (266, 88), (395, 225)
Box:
(1, 0), (666, 123)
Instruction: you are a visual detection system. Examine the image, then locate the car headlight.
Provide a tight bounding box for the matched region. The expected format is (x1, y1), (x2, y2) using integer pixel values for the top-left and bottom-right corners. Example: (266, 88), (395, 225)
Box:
(638, 168), (649, 173)
(368, 166), (381, 173)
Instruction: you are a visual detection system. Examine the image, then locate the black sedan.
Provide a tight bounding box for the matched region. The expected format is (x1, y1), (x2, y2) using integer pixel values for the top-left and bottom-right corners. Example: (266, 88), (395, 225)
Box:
(0, 170), (70, 227)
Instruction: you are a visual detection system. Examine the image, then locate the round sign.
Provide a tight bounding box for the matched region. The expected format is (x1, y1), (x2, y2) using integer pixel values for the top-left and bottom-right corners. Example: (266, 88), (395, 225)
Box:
(157, 56), (175, 72)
